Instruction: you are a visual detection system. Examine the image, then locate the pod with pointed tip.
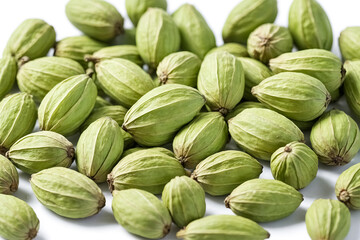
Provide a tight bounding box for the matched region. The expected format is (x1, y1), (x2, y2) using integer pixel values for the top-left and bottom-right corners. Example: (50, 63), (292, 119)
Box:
(0, 56), (17, 100)
(125, 0), (167, 26)
(0, 155), (18, 194)
(339, 27), (360, 61)
(30, 167), (105, 219)
(335, 163), (360, 209)
(207, 43), (248, 58)
(344, 60), (360, 118)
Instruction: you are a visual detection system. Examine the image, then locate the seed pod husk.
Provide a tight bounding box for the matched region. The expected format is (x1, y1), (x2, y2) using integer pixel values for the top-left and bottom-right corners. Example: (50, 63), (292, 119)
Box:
(125, 0), (167, 26)
(4, 19), (56, 63)
(6, 131), (74, 174)
(335, 163), (360, 209)
(229, 108), (304, 160)
(30, 167), (105, 219)
(269, 49), (345, 95)
(77, 117), (124, 183)
(108, 148), (186, 194)
(96, 58), (155, 108)
(226, 101), (268, 121)
(85, 45), (142, 66)
(54, 36), (107, 68)
(198, 51), (245, 115)
(17, 56), (85, 102)
(225, 179), (303, 222)
(136, 8), (180, 69)
(238, 57), (273, 101)
(38, 74), (97, 136)
(173, 112), (228, 169)
(288, 0), (332, 50)
(344, 60), (360, 117)
(207, 43), (248, 58)
(156, 51), (201, 87)
(252, 72), (331, 121)
(172, 4), (216, 59)
(162, 176), (206, 228)
(305, 199), (351, 240)
(112, 189), (172, 239)
(66, 0), (124, 42)
(222, 0), (277, 44)
(0, 56), (17, 100)
(0, 93), (37, 154)
(192, 150), (263, 196)
(271, 141), (318, 190)
(247, 23), (293, 64)
(0, 194), (39, 240)
(94, 96), (111, 109)
(0, 155), (19, 194)
(123, 84), (205, 146)
(339, 27), (360, 61)
(177, 215), (270, 240)
(310, 109), (360, 166)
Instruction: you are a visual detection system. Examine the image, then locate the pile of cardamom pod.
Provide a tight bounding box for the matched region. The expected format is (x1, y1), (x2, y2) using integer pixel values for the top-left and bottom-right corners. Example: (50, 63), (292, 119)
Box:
(0, 0), (360, 239)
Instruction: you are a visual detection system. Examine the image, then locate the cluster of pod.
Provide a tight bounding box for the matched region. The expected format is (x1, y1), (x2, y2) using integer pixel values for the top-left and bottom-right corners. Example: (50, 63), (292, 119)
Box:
(0, 0), (360, 240)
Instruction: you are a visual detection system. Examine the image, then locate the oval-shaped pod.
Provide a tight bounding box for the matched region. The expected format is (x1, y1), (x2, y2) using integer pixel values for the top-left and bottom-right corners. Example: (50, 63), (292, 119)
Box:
(0, 155), (19, 194)
(0, 56), (17, 100)
(335, 163), (360, 209)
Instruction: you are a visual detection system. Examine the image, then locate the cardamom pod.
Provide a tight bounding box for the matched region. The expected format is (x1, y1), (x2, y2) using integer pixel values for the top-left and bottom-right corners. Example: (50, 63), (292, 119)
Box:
(30, 167), (106, 218)
(125, 0), (167, 26)
(94, 96), (111, 109)
(0, 56), (17, 100)
(335, 163), (360, 209)
(344, 60), (360, 118)
(339, 27), (360, 61)
(121, 147), (175, 158)
(207, 43), (248, 58)
(0, 155), (18, 194)
(226, 101), (268, 121)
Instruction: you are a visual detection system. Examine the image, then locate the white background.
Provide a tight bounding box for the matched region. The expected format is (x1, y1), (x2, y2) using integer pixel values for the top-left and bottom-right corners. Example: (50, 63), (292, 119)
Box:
(1, 0), (360, 239)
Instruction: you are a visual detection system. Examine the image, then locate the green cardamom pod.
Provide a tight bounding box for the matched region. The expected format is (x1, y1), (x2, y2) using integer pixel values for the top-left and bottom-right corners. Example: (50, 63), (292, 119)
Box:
(172, 4), (216, 59)
(38, 74), (97, 136)
(162, 176), (206, 228)
(0, 194), (39, 240)
(108, 148), (186, 194)
(207, 43), (248, 58)
(30, 167), (106, 219)
(173, 112), (228, 169)
(112, 189), (172, 239)
(0, 56), (17, 100)
(6, 131), (74, 174)
(121, 146), (175, 158)
(226, 101), (268, 121)
(344, 60), (360, 118)
(225, 179), (303, 222)
(125, 0), (167, 26)
(192, 150), (262, 196)
(0, 155), (18, 194)
(222, 0), (277, 44)
(17, 56), (85, 102)
(335, 163), (360, 209)
(339, 27), (360, 61)
(94, 96), (111, 109)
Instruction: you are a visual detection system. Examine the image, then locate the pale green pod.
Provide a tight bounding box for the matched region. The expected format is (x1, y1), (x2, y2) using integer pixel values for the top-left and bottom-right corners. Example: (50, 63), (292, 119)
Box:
(81, 105), (128, 131)
(121, 128), (135, 150)
(0, 56), (17, 100)
(96, 58), (155, 108)
(123, 84), (205, 146)
(289, 0), (333, 50)
(192, 150), (263, 196)
(207, 43), (248, 58)
(30, 167), (106, 218)
(0, 155), (19, 194)
(306, 199), (351, 240)
(0, 194), (39, 240)
(0, 93), (37, 154)
(121, 147), (175, 158)
(339, 27), (360, 61)
(198, 51), (245, 115)
(252, 72), (331, 121)
(77, 117), (124, 183)
(335, 163), (360, 209)
(156, 51), (201, 87)
(222, 0), (277, 44)
(344, 60), (360, 117)
(176, 215), (270, 240)
(38, 74), (97, 136)
(247, 23), (293, 64)
(17, 56), (85, 102)
(108, 148), (186, 194)
(162, 176), (205, 228)
(225, 179), (303, 222)
(269, 49), (345, 95)
(270, 141), (318, 190)
(229, 108), (304, 160)
(94, 96), (111, 109)
(111, 28), (136, 45)
(6, 131), (74, 174)
(172, 4), (216, 59)
(4, 19), (56, 63)
(125, 0), (167, 26)
(173, 112), (228, 169)
(310, 109), (360, 166)
(112, 189), (172, 239)
(54, 36), (107, 68)
(238, 57), (273, 101)
(136, 8), (180, 69)
(226, 101), (268, 121)
(66, 0), (124, 42)
(85, 45), (142, 66)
